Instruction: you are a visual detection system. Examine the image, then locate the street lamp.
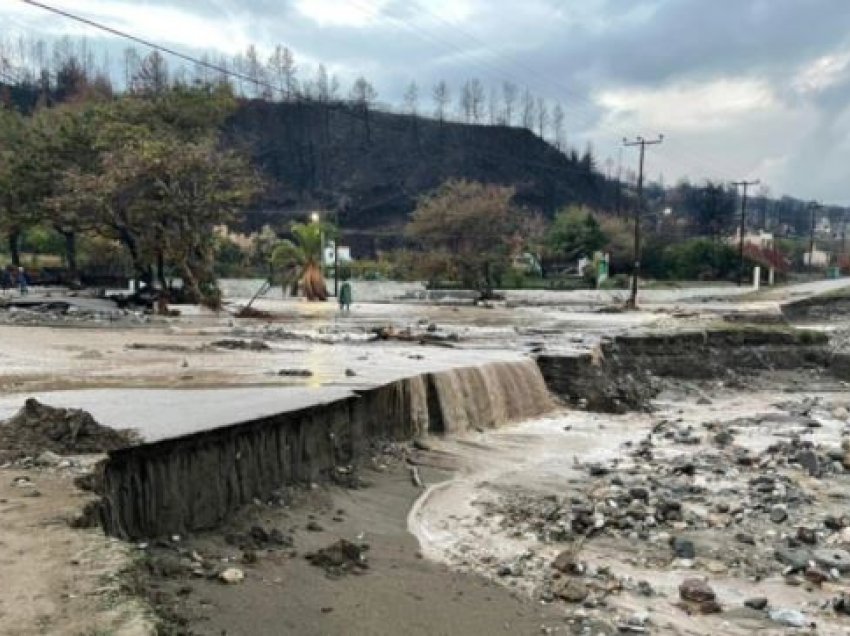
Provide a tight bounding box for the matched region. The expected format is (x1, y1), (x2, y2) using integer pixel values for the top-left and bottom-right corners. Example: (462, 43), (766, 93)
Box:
(310, 212), (324, 277)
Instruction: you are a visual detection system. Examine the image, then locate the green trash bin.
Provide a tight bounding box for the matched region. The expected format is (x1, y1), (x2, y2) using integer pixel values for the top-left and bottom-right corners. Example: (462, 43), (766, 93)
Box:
(828, 266), (840, 279)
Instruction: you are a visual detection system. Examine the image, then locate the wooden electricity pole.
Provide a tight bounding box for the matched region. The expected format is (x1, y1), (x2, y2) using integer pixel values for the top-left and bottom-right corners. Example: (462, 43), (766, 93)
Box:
(732, 179), (760, 286)
(623, 135), (663, 308)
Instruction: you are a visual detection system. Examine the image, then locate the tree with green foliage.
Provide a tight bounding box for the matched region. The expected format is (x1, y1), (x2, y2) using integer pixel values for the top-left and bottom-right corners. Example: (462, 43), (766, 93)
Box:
(270, 222), (331, 301)
(0, 107), (43, 265)
(545, 206), (607, 262)
(44, 85), (259, 304)
(407, 179), (515, 297)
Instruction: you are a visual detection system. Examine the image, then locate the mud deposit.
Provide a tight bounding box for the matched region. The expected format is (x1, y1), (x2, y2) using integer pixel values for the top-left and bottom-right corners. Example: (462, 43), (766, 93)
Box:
(410, 371), (850, 635)
(0, 398), (138, 460)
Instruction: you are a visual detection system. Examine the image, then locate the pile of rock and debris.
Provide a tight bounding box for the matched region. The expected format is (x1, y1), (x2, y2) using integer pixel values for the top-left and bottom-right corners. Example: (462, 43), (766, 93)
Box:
(0, 297), (151, 326)
(305, 539), (369, 577)
(454, 389), (850, 632)
(0, 398), (138, 460)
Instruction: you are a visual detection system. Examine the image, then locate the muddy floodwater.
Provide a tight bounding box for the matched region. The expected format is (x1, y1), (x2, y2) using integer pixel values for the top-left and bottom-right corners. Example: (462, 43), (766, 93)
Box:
(410, 374), (850, 635)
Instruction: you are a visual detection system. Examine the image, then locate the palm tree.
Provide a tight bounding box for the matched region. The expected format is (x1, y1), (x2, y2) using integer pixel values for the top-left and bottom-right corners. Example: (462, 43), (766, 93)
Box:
(270, 222), (329, 301)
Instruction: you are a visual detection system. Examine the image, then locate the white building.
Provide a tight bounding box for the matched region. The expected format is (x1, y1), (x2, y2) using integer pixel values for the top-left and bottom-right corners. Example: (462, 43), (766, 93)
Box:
(731, 229), (773, 248)
(803, 248), (830, 268)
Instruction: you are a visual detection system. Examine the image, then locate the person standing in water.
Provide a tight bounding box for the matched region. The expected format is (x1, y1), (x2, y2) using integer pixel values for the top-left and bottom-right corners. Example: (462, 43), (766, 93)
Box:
(17, 267), (28, 296)
(338, 279), (352, 313)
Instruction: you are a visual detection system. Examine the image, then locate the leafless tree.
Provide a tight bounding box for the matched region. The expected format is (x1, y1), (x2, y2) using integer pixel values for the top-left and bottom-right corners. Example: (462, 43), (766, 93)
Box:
(432, 80), (450, 125)
(552, 102), (566, 150)
(244, 44), (264, 98)
(536, 96), (548, 139)
(488, 85), (498, 124)
(521, 88), (534, 130)
(268, 45), (297, 101)
(134, 50), (169, 95)
(459, 81), (472, 122)
(469, 78), (485, 123)
(403, 80), (419, 116)
(502, 81), (517, 126)
(315, 64), (331, 102)
(350, 75), (378, 142)
(122, 47), (140, 91)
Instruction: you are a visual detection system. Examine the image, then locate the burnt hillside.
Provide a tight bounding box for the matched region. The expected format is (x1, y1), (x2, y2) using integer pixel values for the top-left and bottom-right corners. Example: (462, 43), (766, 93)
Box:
(225, 99), (608, 254)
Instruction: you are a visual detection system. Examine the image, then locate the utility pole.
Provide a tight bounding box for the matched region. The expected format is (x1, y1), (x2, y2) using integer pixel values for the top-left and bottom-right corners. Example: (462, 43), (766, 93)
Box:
(732, 179), (760, 286)
(333, 208), (340, 297)
(622, 134), (663, 309)
(615, 147), (623, 217)
(809, 202), (821, 273)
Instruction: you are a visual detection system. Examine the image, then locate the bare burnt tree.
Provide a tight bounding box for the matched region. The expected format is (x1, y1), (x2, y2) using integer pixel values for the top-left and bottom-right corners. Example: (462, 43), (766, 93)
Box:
(349, 75), (377, 142)
(432, 80), (450, 126)
(521, 87), (534, 130)
(552, 102), (566, 150)
(502, 81), (517, 126)
(536, 96), (548, 139)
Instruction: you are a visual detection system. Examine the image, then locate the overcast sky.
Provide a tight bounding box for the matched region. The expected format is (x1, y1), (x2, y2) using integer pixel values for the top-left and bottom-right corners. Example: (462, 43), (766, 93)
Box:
(4, 0), (850, 204)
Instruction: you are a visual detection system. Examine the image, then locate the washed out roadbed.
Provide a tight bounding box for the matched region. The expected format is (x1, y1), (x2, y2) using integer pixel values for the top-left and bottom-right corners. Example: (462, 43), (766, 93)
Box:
(130, 451), (570, 636)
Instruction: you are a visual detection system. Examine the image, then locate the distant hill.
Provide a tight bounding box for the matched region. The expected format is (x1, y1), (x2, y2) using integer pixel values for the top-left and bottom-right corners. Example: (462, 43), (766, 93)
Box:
(224, 100), (610, 255)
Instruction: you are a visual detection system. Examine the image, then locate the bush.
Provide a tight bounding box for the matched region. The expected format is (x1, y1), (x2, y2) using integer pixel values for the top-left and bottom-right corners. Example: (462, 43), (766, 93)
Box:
(661, 238), (739, 281)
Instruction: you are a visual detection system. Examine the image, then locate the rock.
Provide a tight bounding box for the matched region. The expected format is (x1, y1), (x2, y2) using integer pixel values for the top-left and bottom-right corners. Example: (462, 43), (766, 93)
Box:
(770, 506), (788, 523)
(697, 397), (712, 405)
(833, 593), (850, 615)
(679, 578), (716, 603)
(219, 567), (245, 584)
(814, 548), (850, 573)
(774, 546), (813, 571)
(629, 486), (649, 501)
(552, 550), (580, 574)
(796, 527), (817, 545)
(636, 580), (654, 597)
(34, 450), (62, 466)
(744, 597), (768, 610)
(305, 539), (368, 576)
(306, 520), (324, 532)
(673, 537), (695, 559)
(496, 564), (514, 577)
(587, 463), (609, 477)
(345, 368), (357, 377)
(804, 567), (829, 586)
(834, 407), (849, 420)
(795, 450), (821, 477)
(278, 368), (313, 377)
(735, 532), (755, 545)
(768, 608), (807, 628)
(553, 577), (588, 603)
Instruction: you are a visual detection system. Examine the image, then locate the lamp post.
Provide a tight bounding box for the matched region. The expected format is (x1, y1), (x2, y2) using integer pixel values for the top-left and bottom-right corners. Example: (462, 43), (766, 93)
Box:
(310, 212), (324, 278)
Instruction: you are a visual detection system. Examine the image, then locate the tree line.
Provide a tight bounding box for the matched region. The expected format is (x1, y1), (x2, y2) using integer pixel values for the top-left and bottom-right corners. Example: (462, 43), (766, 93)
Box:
(1, 35), (570, 148)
